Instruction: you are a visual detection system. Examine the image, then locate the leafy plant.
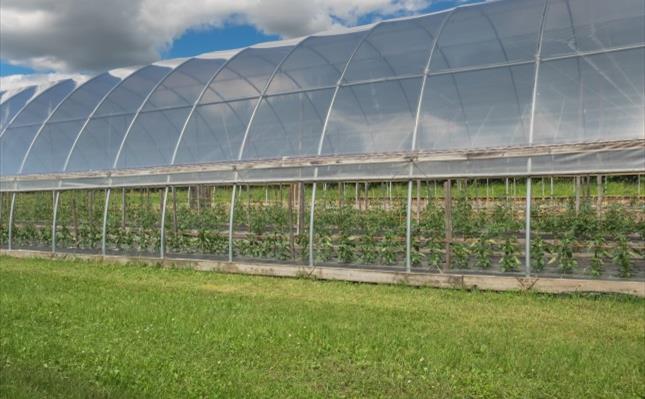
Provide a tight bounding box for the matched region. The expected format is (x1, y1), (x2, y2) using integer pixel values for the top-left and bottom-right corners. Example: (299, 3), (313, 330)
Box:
(338, 233), (355, 264)
(553, 232), (577, 274)
(499, 237), (520, 272)
(589, 234), (608, 277)
(316, 233), (334, 262)
(612, 234), (637, 278)
(472, 235), (493, 270)
(530, 235), (548, 273)
(426, 235), (444, 271)
(451, 242), (470, 269)
(379, 232), (398, 265)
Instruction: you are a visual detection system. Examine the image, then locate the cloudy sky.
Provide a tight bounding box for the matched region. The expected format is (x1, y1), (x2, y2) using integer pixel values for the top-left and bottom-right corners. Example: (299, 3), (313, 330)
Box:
(0, 0), (481, 89)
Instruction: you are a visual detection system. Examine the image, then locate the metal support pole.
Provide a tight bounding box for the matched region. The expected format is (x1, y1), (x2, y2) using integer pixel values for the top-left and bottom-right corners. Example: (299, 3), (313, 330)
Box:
(101, 188), (111, 256)
(228, 185), (238, 262)
(8, 193), (16, 250)
(405, 180), (413, 272)
(596, 175), (603, 216)
(575, 176), (581, 215)
(308, 182), (318, 267)
(525, 177), (532, 277)
(51, 191), (60, 253)
(160, 187), (169, 258)
(444, 180), (452, 269)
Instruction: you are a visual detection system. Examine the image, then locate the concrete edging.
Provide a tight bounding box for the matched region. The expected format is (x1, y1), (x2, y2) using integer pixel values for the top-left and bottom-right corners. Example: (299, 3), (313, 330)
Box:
(1, 249), (643, 297)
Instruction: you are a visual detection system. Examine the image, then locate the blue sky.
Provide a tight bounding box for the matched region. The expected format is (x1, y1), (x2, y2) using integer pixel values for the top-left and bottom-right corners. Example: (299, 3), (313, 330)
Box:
(0, 0), (482, 77)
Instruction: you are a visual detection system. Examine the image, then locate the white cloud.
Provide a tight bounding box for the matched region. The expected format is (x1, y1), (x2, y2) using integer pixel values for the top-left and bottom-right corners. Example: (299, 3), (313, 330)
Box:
(1, 0), (435, 74)
(0, 72), (88, 92)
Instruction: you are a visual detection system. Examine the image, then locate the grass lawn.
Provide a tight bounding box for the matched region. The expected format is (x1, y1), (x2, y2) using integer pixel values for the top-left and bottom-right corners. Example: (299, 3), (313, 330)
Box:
(1, 256), (643, 398)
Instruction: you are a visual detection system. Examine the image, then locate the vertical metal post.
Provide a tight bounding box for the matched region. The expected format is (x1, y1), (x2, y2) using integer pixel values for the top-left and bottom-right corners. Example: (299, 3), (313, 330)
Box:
(308, 182), (317, 267)
(444, 180), (452, 269)
(101, 188), (111, 256)
(8, 193), (16, 250)
(228, 185), (237, 262)
(121, 188), (126, 229)
(575, 176), (581, 215)
(596, 175), (603, 216)
(160, 187), (169, 259)
(405, 180), (413, 272)
(51, 191), (60, 253)
(525, 177), (532, 277)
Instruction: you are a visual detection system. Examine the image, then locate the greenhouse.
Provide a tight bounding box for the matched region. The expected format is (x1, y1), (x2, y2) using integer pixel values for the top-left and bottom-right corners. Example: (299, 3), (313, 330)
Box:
(0, 0), (643, 289)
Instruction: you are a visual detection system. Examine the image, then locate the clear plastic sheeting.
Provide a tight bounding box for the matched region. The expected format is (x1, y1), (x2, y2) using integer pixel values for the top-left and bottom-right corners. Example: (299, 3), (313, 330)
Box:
(267, 31), (366, 94)
(174, 99), (256, 164)
(117, 53), (241, 169)
(343, 13), (447, 82)
(541, 0), (645, 58)
(0, 0), (643, 191)
(242, 89), (334, 160)
(142, 58), (227, 111)
(21, 73), (124, 174)
(417, 64), (534, 150)
(199, 46), (296, 104)
(429, 0), (545, 71)
(322, 78), (422, 156)
(65, 65), (173, 172)
(0, 80), (77, 175)
(0, 86), (37, 131)
(533, 48), (645, 145)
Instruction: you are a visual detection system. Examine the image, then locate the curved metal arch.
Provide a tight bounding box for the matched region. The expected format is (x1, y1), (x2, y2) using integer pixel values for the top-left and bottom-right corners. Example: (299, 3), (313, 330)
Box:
(148, 60), (223, 107)
(168, 48), (250, 166)
(112, 58), (203, 169)
(0, 80), (74, 138)
(410, 8), (452, 151)
(479, 5), (536, 133)
(238, 37), (349, 160)
(424, 7), (476, 148)
(242, 89), (333, 159)
(16, 73), (112, 175)
(236, 37), (312, 161)
(0, 86), (37, 132)
(306, 21), (384, 266)
(62, 64), (159, 173)
(316, 24), (383, 155)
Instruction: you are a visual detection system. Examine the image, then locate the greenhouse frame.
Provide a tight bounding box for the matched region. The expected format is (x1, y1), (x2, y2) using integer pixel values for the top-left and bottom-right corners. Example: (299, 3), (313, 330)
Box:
(1, 0), (644, 291)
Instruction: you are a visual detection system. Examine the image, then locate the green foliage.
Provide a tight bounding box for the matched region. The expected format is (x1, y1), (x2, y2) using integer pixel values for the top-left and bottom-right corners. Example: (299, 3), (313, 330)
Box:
(589, 234), (608, 278)
(612, 234), (637, 278)
(530, 235), (549, 273)
(554, 232), (577, 274)
(451, 242), (471, 269)
(425, 235), (444, 271)
(338, 233), (355, 264)
(499, 238), (520, 272)
(472, 235), (493, 270)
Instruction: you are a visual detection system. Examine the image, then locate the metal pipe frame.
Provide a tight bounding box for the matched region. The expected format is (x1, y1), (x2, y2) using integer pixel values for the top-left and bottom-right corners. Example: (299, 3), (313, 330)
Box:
(8, 193), (16, 250)
(405, 180), (413, 272)
(0, 82), (70, 138)
(524, 0), (550, 276)
(51, 191), (60, 253)
(160, 187), (169, 258)
(16, 73), (113, 176)
(101, 188), (111, 256)
(308, 22), (379, 267)
(228, 184), (238, 262)
(405, 8), (455, 273)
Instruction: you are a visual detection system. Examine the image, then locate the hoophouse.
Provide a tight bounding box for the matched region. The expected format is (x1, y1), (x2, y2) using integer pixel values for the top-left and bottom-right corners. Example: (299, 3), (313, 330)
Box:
(1, 0), (643, 294)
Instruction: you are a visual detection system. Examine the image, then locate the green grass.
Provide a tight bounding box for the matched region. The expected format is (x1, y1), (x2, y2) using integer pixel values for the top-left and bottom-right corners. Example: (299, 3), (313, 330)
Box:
(1, 256), (643, 398)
